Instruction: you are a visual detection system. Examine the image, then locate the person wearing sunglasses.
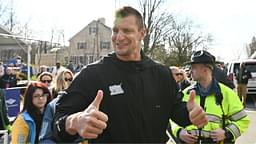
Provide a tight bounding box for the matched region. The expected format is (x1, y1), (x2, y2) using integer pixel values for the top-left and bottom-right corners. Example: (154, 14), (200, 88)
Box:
(170, 66), (191, 91)
(39, 69), (74, 143)
(52, 69), (73, 99)
(11, 82), (51, 144)
(38, 72), (53, 88)
(178, 69), (191, 91)
(170, 66), (183, 83)
(171, 50), (250, 144)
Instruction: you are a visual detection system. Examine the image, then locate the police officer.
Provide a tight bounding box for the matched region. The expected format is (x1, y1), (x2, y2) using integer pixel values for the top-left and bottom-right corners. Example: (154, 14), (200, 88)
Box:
(171, 50), (250, 144)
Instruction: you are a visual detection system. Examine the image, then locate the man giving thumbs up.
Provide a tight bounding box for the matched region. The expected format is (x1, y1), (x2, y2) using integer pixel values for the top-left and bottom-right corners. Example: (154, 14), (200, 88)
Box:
(187, 90), (208, 129)
(53, 6), (208, 143)
(65, 90), (108, 139)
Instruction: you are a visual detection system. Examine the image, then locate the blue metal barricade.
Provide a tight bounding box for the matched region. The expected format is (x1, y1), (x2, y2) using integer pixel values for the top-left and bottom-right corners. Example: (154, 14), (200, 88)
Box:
(4, 87), (26, 118)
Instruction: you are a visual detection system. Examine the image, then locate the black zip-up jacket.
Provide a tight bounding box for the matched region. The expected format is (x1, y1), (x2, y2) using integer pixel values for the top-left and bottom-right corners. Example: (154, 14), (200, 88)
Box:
(53, 52), (191, 143)
(0, 89), (10, 132)
(0, 74), (17, 89)
(213, 66), (235, 89)
(235, 67), (252, 85)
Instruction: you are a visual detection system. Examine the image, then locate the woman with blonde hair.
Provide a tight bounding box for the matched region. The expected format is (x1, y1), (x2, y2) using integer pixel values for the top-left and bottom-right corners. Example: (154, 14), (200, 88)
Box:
(52, 69), (73, 98)
(39, 69), (74, 143)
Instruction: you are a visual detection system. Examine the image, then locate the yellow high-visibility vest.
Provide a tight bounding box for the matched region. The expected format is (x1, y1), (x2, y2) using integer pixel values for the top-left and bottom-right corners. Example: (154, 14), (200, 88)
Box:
(171, 83), (250, 143)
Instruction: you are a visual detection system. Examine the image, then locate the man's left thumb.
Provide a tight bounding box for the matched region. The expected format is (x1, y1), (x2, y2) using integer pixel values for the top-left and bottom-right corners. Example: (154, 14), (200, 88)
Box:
(187, 90), (196, 111)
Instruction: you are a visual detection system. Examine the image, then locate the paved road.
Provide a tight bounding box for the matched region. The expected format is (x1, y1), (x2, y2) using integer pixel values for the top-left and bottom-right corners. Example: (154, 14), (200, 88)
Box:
(167, 101), (256, 144)
(235, 97), (256, 144)
(235, 110), (256, 144)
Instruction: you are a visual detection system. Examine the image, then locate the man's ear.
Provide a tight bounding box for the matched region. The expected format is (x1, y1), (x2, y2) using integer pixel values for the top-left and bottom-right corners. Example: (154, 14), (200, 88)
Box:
(140, 28), (147, 40)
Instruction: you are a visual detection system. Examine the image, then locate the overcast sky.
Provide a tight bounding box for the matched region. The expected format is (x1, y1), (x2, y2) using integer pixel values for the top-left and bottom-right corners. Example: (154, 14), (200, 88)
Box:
(168, 0), (256, 61)
(9, 0), (256, 61)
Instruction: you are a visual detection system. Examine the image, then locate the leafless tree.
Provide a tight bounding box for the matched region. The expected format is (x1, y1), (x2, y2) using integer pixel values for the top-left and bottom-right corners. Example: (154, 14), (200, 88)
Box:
(0, 0), (33, 36)
(167, 19), (213, 66)
(137, 0), (213, 66)
(0, 0), (8, 20)
(246, 36), (256, 57)
(0, 0), (18, 32)
(138, 0), (174, 56)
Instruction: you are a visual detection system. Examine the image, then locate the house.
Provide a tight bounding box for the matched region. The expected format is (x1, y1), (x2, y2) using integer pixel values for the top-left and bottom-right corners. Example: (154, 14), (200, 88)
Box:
(0, 25), (27, 64)
(34, 42), (66, 67)
(68, 18), (113, 65)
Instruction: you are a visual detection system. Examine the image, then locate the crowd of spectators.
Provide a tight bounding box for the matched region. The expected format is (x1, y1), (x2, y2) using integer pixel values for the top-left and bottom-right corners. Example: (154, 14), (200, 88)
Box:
(0, 57), (81, 143)
(0, 52), (251, 143)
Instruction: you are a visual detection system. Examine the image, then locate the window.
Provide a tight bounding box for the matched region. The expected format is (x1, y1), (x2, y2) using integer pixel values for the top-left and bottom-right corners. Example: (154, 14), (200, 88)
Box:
(79, 56), (84, 64)
(100, 41), (110, 49)
(89, 27), (97, 35)
(88, 55), (94, 64)
(77, 42), (87, 49)
(84, 55), (94, 65)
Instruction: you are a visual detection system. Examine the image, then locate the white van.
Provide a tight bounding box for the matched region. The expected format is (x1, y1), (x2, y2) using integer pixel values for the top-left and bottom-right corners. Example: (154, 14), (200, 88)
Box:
(227, 59), (256, 94)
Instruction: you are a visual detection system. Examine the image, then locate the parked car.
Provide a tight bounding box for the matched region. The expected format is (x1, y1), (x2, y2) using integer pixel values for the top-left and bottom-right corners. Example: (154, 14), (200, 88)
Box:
(227, 59), (256, 94)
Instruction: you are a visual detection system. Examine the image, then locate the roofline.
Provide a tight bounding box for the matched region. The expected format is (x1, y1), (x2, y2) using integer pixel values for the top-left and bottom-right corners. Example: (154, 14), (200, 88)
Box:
(0, 24), (12, 34)
(69, 19), (112, 41)
(0, 24), (28, 44)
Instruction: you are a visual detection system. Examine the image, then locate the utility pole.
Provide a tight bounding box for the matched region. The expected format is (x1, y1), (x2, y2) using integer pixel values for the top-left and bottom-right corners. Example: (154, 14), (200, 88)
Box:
(0, 33), (31, 81)
(92, 20), (99, 62)
(0, 33), (62, 81)
(27, 43), (31, 81)
(96, 19), (99, 60)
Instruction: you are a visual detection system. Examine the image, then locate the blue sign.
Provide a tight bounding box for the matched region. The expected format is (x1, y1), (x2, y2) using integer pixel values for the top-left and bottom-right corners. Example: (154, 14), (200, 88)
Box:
(5, 88), (20, 117)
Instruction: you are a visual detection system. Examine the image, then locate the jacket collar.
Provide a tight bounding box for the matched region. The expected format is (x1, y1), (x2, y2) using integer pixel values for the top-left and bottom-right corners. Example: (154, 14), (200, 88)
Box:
(187, 79), (223, 105)
(105, 51), (156, 73)
(188, 79), (219, 97)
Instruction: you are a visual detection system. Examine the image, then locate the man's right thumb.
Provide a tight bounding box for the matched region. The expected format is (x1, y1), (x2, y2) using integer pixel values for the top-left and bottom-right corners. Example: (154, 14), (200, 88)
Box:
(91, 90), (104, 110)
